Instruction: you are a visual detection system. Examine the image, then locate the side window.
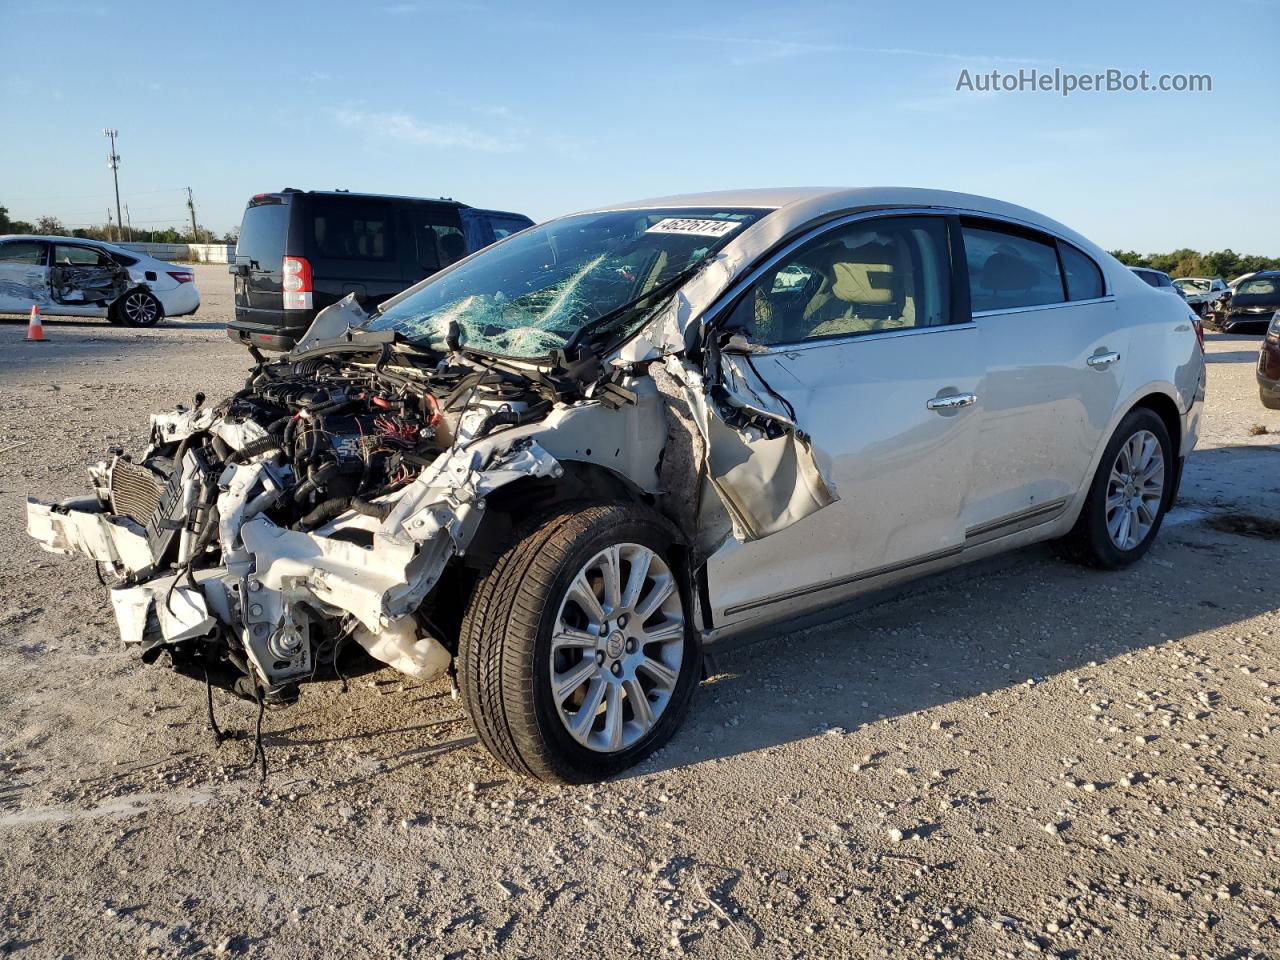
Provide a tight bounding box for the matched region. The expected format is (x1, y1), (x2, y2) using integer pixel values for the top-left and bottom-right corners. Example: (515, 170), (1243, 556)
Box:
(1059, 242), (1105, 300)
(485, 215), (533, 242)
(0, 241), (46, 265)
(309, 198), (395, 262)
(962, 223), (1064, 312)
(53, 244), (110, 267)
(412, 204), (465, 271)
(727, 216), (952, 345)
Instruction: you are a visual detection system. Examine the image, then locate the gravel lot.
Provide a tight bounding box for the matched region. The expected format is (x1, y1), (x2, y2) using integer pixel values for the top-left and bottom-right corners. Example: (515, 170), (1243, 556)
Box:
(2, 265), (1279, 959)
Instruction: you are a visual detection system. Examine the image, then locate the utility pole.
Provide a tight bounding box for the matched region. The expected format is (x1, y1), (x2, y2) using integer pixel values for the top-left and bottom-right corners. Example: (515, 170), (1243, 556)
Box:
(104, 129), (122, 242)
(107, 207), (114, 238)
(186, 186), (199, 244)
(124, 204), (133, 241)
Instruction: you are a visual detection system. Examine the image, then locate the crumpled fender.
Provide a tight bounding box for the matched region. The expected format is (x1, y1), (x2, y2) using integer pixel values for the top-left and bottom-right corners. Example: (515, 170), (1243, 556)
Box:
(659, 354), (838, 543)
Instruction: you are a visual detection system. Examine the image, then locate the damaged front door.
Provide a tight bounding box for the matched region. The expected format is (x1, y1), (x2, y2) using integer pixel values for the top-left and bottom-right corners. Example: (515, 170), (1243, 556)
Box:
(698, 213), (981, 626)
(49, 243), (128, 314)
(0, 239), (50, 312)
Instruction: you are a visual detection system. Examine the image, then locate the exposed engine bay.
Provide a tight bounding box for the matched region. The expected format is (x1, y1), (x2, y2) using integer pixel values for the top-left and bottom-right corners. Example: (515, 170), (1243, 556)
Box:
(27, 340), (583, 708)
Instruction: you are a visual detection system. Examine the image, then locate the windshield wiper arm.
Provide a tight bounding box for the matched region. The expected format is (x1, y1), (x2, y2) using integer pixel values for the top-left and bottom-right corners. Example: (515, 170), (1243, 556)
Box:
(561, 262), (705, 355)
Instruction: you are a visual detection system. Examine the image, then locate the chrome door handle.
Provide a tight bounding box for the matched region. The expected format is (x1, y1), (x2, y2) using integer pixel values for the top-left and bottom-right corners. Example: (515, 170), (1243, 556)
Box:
(1087, 351), (1121, 369)
(926, 393), (976, 411)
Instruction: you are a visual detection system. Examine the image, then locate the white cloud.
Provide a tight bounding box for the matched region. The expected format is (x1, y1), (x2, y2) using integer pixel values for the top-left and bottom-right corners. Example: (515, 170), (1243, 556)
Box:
(671, 33), (1051, 69)
(334, 108), (521, 153)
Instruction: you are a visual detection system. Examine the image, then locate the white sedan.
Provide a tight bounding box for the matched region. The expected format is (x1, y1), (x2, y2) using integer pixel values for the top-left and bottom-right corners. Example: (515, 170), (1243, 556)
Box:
(0, 234), (200, 326)
(27, 187), (1205, 783)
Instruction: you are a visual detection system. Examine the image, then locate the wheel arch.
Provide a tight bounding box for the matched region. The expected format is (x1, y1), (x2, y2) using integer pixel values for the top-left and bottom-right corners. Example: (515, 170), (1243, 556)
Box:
(1128, 390), (1183, 462)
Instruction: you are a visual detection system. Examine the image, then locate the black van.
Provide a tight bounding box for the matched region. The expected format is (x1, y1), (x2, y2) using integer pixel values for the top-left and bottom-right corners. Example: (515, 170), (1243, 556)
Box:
(228, 189), (533, 350)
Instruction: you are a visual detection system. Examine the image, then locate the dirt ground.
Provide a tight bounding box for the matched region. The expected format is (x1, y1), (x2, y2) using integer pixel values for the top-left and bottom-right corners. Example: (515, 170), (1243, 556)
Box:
(2, 266), (1278, 959)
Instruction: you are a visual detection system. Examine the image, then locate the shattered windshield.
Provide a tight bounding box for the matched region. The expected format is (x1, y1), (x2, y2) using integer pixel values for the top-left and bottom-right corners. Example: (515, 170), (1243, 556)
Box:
(366, 207), (767, 358)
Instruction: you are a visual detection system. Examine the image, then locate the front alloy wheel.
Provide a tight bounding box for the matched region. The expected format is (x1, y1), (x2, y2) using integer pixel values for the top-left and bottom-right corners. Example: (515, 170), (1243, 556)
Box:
(458, 503), (701, 783)
(550, 543), (685, 753)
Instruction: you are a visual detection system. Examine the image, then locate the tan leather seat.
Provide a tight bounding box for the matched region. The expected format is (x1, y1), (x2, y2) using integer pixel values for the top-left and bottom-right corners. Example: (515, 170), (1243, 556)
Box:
(802, 239), (916, 338)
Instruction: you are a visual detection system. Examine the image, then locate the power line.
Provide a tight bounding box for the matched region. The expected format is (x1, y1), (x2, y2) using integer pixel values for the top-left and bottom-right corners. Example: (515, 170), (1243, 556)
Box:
(2, 186), (188, 204)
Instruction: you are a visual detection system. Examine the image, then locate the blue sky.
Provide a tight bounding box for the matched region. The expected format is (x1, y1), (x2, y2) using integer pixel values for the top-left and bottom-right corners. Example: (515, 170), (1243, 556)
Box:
(1, 0), (1276, 252)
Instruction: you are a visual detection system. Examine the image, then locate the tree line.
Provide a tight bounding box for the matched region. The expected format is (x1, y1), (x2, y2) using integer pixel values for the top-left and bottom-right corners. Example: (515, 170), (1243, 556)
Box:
(0, 203), (237, 245)
(1107, 248), (1279, 280)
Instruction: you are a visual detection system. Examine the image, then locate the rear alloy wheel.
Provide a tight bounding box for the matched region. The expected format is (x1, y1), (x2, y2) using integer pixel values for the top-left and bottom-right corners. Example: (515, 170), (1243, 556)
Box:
(1103, 429), (1165, 551)
(1059, 408), (1172, 569)
(458, 503), (701, 783)
(114, 289), (163, 327)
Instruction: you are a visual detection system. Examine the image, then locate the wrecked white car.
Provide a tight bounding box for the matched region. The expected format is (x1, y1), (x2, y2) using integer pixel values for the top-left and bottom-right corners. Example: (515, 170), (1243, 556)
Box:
(28, 188), (1205, 783)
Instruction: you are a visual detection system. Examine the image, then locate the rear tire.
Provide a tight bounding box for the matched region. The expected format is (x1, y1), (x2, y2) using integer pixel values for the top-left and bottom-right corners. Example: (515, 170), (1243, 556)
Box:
(458, 502), (701, 783)
(112, 289), (163, 327)
(1058, 407), (1173, 569)
(1262, 387), (1280, 411)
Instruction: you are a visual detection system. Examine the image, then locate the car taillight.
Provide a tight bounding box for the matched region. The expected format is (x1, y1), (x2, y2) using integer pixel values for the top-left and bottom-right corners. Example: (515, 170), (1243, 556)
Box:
(167, 271), (194, 284)
(1190, 312), (1205, 352)
(282, 256), (313, 310)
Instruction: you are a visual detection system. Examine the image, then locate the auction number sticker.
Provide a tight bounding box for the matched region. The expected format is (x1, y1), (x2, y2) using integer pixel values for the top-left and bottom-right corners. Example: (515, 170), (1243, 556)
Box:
(645, 218), (742, 239)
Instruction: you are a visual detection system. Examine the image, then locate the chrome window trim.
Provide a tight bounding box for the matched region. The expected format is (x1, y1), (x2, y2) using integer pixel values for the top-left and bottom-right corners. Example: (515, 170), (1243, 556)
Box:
(700, 204), (1113, 346)
(971, 295), (1116, 319)
(757, 321), (976, 355)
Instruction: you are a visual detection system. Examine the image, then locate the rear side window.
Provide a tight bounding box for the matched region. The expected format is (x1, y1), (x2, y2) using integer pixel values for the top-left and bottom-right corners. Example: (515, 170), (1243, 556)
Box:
(238, 201), (289, 268)
(1059, 243), (1104, 300)
(309, 197), (395, 262)
(0, 241), (45, 265)
(1134, 271), (1161, 288)
(411, 203), (465, 271)
(107, 250), (139, 267)
(53, 244), (110, 266)
(962, 223), (1064, 312)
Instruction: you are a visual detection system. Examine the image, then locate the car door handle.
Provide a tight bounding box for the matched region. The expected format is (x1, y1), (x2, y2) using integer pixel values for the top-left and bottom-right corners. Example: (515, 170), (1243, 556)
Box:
(926, 393), (977, 411)
(1087, 351), (1121, 369)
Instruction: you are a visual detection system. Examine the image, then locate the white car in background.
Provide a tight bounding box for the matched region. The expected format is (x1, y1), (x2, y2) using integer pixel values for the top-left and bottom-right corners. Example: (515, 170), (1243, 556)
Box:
(1172, 276), (1230, 319)
(0, 235), (200, 326)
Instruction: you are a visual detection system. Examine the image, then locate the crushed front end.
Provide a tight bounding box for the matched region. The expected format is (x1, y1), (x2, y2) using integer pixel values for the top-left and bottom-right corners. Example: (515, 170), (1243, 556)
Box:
(28, 344), (561, 705)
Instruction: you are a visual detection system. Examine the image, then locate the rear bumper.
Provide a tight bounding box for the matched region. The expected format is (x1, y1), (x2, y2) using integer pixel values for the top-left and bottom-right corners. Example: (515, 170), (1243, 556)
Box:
(229, 307), (312, 351)
(157, 283), (201, 318)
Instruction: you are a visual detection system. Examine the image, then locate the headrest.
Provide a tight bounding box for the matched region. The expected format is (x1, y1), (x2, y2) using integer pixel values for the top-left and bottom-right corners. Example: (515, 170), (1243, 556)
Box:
(831, 261), (895, 304)
(980, 252), (1039, 292)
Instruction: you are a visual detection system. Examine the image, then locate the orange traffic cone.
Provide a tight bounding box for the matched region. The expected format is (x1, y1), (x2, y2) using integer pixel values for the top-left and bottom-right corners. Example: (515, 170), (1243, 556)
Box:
(25, 305), (45, 342)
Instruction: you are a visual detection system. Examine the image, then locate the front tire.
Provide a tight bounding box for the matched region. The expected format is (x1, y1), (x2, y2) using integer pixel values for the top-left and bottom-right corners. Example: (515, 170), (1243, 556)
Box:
(1059, 408), (1173, 569)
(113, 289), (163, 327)
(458, 502), (701, 783)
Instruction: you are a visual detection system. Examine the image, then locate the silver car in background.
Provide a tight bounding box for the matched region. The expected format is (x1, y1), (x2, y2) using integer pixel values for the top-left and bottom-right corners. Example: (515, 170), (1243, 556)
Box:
(28, 188), (1205, 783)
